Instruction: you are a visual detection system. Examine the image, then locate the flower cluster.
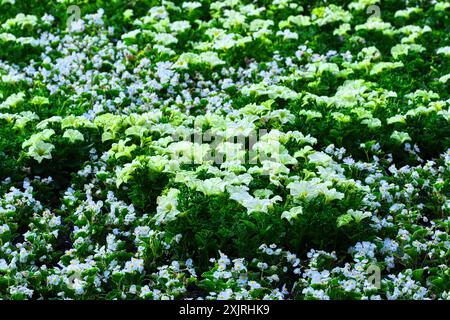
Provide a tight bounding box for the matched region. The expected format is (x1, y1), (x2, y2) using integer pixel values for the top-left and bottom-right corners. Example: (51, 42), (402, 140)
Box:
(0, 0), (449, 300)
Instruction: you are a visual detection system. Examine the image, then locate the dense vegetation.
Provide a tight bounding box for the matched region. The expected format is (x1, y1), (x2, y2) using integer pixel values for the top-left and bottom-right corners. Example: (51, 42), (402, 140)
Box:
(0, 0), (449, 300)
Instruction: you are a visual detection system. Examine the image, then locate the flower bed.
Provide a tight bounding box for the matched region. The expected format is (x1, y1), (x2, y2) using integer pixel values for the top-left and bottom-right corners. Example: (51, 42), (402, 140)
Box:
(0, 0), (449, 300)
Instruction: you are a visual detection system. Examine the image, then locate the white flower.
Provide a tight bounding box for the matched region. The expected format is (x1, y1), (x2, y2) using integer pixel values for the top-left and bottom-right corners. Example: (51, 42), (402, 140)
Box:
(72, 278), (86, 295)
(47, 275), (61, 286)
(154, 188), (181, 225)
(217, 289), (233, 300)
(0, 259), (9, 272)
(195, 178), (227, 196)
(248, 280), (261, 290)
(140, 285), (151, 298)
(281, 206), (303, 223)
(124, 258), (145, 273)
(63, 129), (84, 143)
(0, 224), (10, 234)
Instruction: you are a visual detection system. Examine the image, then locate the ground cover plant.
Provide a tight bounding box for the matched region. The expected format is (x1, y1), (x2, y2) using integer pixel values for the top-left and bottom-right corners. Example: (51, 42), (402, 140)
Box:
(0, 0), (449, 300)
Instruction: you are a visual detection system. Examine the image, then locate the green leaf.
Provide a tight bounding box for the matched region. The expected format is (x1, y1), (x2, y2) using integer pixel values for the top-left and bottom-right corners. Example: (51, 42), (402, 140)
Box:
(412, 269), (424, 281)
(431, 277), (445, 288)
(337, 213), (353, 228)
(241, 220), (257, 231)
